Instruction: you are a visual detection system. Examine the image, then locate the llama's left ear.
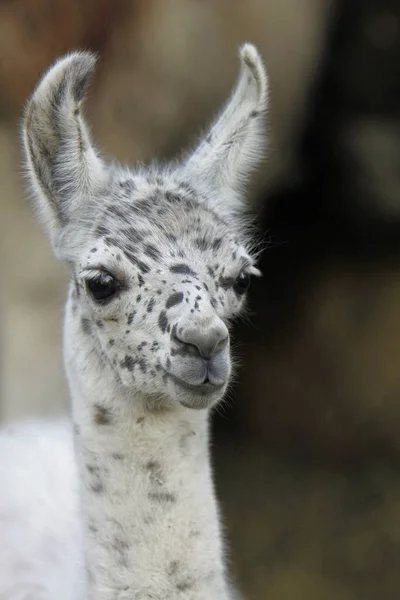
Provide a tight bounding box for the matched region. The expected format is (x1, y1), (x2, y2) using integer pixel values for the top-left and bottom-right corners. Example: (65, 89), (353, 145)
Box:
(22, 52), (105, 255)
(183, 43), (268, 217)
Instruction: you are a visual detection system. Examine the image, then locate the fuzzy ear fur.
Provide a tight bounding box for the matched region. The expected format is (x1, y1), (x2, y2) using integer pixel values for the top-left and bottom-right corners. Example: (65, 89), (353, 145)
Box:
(183, 43), (269, 217)
(22, 52), (105, 251)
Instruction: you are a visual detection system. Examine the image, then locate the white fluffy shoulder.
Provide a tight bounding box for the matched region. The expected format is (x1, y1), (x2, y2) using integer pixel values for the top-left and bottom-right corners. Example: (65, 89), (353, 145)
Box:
(0, 420), (83, 600)
(183, 43), (269, 217)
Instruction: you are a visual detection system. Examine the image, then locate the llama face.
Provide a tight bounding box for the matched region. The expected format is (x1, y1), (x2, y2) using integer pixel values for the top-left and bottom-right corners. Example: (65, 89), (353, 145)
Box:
(72, 172), (258, 409)
(23, 45), (268, 410)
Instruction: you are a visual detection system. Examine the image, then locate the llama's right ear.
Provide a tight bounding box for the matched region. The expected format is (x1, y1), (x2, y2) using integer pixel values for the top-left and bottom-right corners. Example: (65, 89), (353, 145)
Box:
(22, 52), (105, 251)
(183, 44), (268, 219)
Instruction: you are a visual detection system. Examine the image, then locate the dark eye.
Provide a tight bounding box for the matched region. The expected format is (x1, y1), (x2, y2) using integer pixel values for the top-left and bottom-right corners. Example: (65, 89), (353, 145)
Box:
(233, 271), (251, 295)
(85, 272), (117, 303)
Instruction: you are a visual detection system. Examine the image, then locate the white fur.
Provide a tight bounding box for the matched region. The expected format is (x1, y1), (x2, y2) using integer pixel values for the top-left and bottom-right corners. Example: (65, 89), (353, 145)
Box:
(1, 44), (268, 599)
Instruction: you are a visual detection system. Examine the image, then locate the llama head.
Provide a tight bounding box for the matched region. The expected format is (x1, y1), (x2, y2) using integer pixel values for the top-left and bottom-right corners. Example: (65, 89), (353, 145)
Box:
(23, 44), (268, 410)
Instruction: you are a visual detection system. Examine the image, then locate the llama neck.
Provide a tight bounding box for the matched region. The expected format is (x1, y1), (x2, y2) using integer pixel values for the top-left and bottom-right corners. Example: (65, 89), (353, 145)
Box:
(65, 314), (230, 599)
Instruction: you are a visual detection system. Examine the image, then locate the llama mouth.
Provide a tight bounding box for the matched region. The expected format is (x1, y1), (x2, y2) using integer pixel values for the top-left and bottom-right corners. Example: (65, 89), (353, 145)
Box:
(168, 373), (226, 396)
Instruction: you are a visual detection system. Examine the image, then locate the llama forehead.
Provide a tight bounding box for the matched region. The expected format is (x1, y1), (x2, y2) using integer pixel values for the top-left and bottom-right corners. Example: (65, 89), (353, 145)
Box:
(79, 170), (253, 283)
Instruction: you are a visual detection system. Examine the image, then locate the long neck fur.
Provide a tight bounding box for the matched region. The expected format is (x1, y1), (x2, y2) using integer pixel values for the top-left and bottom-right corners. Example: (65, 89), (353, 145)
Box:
(64, 293), (230, 600)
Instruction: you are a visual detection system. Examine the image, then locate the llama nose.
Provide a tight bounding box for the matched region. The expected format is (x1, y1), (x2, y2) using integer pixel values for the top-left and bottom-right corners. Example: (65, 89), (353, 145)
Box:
(174, 321), (229, 359)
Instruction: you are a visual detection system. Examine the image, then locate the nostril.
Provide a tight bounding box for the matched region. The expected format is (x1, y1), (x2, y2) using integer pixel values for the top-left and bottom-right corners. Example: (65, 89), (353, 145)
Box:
(214, 334), (229, 355)
(198, 333), (229, 360)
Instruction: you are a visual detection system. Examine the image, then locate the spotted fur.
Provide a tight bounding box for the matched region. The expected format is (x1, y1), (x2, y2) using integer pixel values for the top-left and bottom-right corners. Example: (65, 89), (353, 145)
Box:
(0, 44), (268, 599)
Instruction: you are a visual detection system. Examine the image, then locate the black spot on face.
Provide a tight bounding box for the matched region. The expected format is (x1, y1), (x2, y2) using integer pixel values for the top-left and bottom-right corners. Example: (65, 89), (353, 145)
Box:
(166, 292), (184, 309)
(134, 198), (153, 213)
(104, 236), (123, 250)
(119, 179), (137, 194)
(93, 404), (112, 426)
(106, 204), (128, 220)
(147, 298), (155, 312)
(165, 191), (185, 204)
(170, 264), (197, 277)
(127, 311), (136, 325)
(95, 224), (110, 237)
(81, 317), (92, 334)
(158, 311), (168, 333)
(122, 227), (146, 245)
(178, 181), (196, 195)
(195, 237), (209, 251)
(212, 238), (222, 251)
(144, 244), (161, 261)
(138, 358), (148, 373)
(124, 251), (150, 274)
(121, 355), (137, 371)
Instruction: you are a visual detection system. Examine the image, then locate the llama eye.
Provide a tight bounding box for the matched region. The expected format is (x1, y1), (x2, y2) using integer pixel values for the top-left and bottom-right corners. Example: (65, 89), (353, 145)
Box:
(233, 271), (251, 295)
(85, 272), (117, 303)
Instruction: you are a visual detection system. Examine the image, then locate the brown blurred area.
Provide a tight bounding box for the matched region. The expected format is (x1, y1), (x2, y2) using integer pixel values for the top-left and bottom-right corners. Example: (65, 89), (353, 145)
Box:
(2, 1), (400, 598)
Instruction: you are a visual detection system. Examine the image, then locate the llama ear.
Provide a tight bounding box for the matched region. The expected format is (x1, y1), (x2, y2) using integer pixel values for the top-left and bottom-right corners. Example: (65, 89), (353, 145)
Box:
(22, 52), (105, 250)
(183, 44), (268, 217)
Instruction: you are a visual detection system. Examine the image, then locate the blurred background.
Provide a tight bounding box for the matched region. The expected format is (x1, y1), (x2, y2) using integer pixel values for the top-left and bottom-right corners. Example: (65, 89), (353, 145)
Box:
(2, 0), (400, 598)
